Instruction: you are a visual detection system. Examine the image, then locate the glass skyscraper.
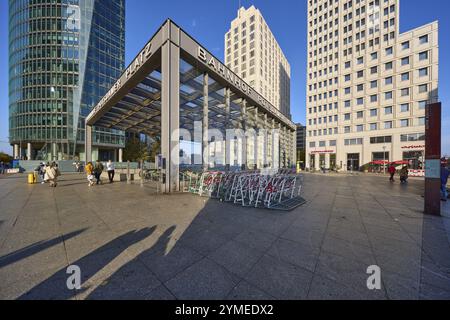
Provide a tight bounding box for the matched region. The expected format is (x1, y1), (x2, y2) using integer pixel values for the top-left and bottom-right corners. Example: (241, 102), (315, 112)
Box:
(9, 0), (125, 161)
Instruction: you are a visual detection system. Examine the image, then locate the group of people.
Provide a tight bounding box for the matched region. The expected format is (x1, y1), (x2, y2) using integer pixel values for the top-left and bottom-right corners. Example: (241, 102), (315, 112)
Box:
(387, 159), (450, 201)
(0, 161), (8, 174)
(36, 162), (61, 187)
(388, 164), (409, 184)
(84, 160), (115, 187)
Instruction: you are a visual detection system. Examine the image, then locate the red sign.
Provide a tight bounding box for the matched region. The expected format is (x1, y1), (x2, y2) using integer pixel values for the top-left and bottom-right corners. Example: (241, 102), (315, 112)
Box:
(401, 145), (425, 150)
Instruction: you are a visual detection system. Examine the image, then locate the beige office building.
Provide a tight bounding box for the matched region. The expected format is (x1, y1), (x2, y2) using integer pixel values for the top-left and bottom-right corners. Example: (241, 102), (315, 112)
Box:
(306, 0), (438, 173)
(225, 5), (291, 118)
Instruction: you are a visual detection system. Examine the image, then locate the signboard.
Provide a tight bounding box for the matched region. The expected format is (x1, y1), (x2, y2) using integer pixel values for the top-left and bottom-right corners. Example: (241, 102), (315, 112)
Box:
(425, 159), (440, 179)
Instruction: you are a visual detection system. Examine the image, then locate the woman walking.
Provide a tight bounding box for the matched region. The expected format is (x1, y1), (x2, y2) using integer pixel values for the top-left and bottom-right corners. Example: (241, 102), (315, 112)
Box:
(85, 161), (95, 187)
(45, 162), (59, 187)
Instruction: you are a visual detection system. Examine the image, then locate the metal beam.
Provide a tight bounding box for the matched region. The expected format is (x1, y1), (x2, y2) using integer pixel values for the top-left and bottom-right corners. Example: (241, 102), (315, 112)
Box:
(202, 72), (209, 171)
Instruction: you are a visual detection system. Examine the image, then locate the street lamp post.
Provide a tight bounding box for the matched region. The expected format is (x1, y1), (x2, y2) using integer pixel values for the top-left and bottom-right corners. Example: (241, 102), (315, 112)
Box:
(382, 146), (387, 175)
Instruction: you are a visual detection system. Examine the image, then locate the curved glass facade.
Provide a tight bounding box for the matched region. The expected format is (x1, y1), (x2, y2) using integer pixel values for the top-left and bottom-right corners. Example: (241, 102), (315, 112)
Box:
(9, 0), (125, 160)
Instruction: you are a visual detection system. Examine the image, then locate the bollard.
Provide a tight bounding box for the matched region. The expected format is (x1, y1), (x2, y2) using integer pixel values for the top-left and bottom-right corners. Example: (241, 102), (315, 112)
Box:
(127, 161), (131, 184)
(140, 160), (144, 187)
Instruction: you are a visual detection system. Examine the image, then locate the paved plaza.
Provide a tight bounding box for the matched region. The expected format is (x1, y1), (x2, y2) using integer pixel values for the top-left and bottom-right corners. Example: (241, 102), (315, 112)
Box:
(0, 172), (449, 300)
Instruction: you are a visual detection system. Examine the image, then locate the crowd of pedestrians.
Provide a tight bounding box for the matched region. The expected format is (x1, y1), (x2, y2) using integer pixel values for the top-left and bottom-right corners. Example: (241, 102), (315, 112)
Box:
(35, 162), (61, 187)
(387, 163), (409, 184)
(85, 160), (115, 187)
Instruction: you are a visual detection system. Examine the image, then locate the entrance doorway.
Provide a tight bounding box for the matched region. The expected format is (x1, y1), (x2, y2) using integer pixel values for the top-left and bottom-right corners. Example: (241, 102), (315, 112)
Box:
(347, 153), (360, 171)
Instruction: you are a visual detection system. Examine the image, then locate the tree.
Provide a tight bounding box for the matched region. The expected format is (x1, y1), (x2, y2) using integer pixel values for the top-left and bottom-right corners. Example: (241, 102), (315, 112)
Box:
(0, 152), (13, 164)
(149, 135), (161, 161)
(123, 138), (150, 162)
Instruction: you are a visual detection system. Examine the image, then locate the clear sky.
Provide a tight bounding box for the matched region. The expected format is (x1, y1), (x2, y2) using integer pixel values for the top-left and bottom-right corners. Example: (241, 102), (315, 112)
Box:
(0, 0), (448, 155)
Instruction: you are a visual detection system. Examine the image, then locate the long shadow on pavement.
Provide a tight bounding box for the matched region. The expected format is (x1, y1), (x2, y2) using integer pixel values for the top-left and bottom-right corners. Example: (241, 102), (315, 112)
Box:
(18, 227), (157, 300)
(0, 229), (86, 269)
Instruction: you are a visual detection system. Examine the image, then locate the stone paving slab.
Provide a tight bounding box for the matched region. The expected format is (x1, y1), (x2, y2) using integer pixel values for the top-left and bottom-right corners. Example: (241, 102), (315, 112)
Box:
(0, 172), (449, 300)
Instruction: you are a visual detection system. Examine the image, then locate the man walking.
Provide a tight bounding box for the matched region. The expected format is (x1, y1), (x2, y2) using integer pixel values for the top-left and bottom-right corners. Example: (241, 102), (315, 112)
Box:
(388, 163), (396, 182)
(441, 158), (449, 201)
(106, 160), (115, 183)
(94, 160), (104, 185)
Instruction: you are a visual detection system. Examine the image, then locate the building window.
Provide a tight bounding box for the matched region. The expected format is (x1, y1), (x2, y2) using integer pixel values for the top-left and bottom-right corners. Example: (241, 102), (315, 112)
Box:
(385, 91), (393, 100)
(419, 67), (428, 77)
(329, 140), (336, 147)
(344, 138), (363, 145)
(370, 123), (378, 131)
(385, 62), (393, 70)
(357, 111), (364, 118)
(418, 117), (426, 126)
(370, 80), (378, 88)
(418, 84), (428, 93)
(370, 109), (378, 117)
(384, 121), (393, 129)
(356, 124), (364, 132)
(419, 34), (429, 44)
(400, 103), (410, 112)
(309, 142), (316, 148)
(418, 100), (427, 110)
(419, 51), (428, 61)
(385, 77), (393, 85)
(401, 88), (410, 97)
(385, 106), (393, 115)
(370, 136), (392, 144)
(401, 133), (425, 142)
(402, 41), (410, 50)
(401, 57), (410, 66)
(400, 119), (410, 127)
(401, 72), (410, 81)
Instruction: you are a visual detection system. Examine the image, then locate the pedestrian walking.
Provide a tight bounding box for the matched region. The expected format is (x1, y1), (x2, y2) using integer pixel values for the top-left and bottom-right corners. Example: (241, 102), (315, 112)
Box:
(0, 161), (4, 174)
(106, 160), (115, 183)
(441, 158), (449, 201)
(85, 161), (95, 186)
(399, 165), (409, 184)
(388, 163), (396, 182)
(45, 162), (59, 187)
(94, 160), (104, 185)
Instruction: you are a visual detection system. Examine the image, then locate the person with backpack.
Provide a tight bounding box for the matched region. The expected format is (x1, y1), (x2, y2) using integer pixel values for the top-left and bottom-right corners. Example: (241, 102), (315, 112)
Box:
(94, 160), (104, 185)
(399, 165), (409, 184)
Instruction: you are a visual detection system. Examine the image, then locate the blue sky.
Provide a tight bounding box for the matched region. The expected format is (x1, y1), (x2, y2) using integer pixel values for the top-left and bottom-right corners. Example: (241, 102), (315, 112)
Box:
(0, 0), (449, 155)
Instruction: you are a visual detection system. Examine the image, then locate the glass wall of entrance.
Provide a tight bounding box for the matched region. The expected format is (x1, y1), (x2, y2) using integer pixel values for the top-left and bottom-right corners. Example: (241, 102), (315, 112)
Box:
(85, 20), (296, 192)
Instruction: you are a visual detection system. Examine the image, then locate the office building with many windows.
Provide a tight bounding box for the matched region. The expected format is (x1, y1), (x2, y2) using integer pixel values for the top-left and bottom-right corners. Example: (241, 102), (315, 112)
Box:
(9, 0), (125, 161)
(225, 5), (291, 118)
(306, 0), (438, 172)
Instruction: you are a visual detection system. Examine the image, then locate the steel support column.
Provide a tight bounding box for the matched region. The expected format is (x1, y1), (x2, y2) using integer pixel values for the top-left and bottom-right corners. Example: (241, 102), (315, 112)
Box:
(254, 108), (259, 169)
(225, 87), (231, 167)
(161, 41), (180, 192)
(241, 100), (247, 169)
(27, 143), (32, 160)
(85, 125), (92, 163)
(202, 73), (209, 171)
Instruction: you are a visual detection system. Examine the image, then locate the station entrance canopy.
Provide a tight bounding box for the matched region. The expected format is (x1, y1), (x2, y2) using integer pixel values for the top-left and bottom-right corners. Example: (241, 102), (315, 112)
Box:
(86, 20), (296, 192)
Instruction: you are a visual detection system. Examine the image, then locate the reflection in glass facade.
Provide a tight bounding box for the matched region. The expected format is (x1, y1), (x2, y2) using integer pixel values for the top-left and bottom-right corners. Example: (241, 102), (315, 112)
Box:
(9, 0), (125, 160)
